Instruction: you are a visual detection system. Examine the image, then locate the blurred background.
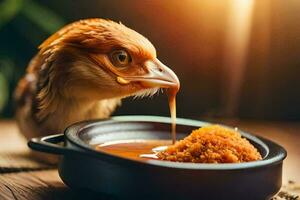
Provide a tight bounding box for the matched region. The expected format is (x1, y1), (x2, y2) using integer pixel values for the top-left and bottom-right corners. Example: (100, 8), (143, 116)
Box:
(0, 0), (299, 121)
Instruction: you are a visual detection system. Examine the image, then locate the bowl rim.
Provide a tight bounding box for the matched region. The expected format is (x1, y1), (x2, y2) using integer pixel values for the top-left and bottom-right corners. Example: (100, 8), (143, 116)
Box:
(64, 115), (287, 170)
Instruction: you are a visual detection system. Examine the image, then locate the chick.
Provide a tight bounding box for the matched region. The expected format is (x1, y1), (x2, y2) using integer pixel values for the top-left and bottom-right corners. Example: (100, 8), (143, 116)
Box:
(15, 18), (179, 141)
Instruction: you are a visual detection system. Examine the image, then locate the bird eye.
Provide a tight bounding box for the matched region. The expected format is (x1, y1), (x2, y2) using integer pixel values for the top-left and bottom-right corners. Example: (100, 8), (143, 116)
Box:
(111, 50), (131, 67)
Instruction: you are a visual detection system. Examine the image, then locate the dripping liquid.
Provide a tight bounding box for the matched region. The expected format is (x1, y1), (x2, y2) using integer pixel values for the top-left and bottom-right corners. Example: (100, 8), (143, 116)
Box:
(167, 88), (177, 144)
(95, 87), (179, 160)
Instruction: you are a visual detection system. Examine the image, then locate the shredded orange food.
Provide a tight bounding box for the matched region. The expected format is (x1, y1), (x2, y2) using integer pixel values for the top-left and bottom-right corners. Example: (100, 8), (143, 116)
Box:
(157, 125), (262, 163)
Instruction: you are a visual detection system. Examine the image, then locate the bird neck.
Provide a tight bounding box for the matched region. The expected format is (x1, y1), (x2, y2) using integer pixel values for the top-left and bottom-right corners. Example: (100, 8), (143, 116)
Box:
(35, 95), (121, 133)
(32, 52), (121, 133)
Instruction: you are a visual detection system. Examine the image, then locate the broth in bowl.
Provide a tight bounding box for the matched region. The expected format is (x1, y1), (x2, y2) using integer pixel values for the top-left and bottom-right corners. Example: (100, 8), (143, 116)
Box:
(95, 125), (262, 163)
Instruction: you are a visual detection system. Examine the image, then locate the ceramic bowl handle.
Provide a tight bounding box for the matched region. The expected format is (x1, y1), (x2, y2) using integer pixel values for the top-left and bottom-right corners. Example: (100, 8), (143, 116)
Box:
(28, 134), (68, 155)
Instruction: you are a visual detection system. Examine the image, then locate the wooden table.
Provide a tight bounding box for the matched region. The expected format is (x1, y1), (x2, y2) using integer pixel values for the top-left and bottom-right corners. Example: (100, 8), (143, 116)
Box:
(0, 119), (299, 199)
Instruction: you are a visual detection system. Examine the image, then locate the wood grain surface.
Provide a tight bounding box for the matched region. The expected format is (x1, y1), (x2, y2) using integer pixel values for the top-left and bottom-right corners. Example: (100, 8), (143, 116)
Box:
(0, 121), (50, 172)
(0, 170), (109, 200)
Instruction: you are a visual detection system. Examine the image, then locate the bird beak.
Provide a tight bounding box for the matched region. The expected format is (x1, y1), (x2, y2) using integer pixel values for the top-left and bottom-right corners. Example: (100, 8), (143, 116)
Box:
(142, 59), (180, 89)
(117, 59), (180, 90)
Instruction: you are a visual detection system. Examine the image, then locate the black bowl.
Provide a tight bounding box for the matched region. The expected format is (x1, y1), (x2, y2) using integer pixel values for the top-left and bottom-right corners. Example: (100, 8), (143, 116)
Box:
(28, 116), (286, 200)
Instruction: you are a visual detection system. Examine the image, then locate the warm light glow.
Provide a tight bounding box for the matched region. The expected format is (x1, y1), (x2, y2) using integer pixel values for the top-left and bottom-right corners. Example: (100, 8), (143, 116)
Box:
(223, 0), (255, 116)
